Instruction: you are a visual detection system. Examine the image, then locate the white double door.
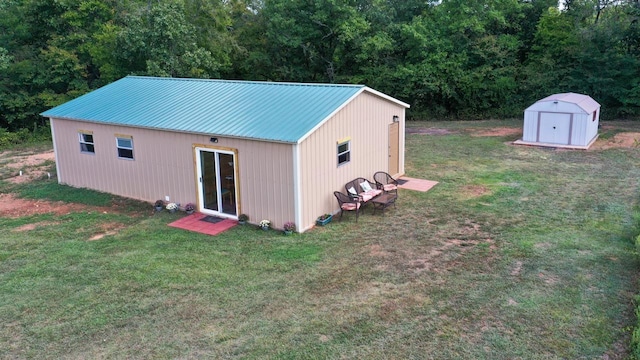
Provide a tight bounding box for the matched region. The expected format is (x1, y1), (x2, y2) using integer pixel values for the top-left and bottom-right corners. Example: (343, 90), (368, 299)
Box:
(195, 147), (237, 218)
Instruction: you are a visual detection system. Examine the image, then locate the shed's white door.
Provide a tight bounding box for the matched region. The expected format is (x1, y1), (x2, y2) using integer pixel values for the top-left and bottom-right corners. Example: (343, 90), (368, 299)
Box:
(539, 112), (571, 145)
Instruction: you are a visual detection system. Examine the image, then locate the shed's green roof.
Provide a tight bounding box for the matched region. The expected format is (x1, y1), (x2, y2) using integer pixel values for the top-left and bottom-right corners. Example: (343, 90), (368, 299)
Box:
(42, 76), (407, 143)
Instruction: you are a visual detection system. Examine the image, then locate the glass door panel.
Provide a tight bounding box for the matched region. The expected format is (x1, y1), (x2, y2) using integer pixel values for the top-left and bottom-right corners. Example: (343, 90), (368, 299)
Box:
(219, 153), (236, 216)
(200, 151), (219, 212)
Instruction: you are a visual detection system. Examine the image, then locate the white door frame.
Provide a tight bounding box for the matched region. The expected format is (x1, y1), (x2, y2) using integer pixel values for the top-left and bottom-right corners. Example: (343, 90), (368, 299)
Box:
(195, 147), (238, 219)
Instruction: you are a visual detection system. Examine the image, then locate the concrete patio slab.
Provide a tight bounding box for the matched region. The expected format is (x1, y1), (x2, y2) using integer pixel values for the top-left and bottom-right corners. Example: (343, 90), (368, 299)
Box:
(398, 176), (439, 192)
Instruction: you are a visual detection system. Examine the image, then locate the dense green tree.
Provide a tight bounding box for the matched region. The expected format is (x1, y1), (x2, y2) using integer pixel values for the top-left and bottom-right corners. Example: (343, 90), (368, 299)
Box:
(115, 2), (222, 78)
(259, 0), (372, 82)
(517, 0), (559, 61)
(0, 0), (110, 130)
(1, 0), (640, 132)
(225, 0), (269, 79)
(184, 0), (235, 72)
(0, 48), (11, 71)
(0, 0), (235, 130)
(524, 2), (640, 116)
(523, 7), (580, 100)
(381, 0), (526, 118)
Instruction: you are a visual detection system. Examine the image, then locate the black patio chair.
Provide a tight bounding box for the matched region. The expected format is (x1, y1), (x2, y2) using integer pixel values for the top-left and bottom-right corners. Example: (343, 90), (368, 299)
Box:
(373, 171), (399, 197)
(333, 191), (362, 222)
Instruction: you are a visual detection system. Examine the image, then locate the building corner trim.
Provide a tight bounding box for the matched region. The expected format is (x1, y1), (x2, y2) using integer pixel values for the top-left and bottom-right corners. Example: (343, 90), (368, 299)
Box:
(49, 118), (62, 183)
(293, 144), (303, 232)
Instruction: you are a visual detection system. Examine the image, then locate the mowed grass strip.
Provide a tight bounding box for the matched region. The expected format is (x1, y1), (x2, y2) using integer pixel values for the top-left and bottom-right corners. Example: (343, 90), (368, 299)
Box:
(1, 120), (639, 358)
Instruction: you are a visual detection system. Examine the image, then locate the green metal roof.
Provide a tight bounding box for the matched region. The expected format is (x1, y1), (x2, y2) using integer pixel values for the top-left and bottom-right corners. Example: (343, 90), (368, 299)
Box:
(41, 76), (407, 143)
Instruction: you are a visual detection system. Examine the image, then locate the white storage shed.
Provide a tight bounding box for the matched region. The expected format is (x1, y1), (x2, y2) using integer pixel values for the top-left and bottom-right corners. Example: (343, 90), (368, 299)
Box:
(515, 93), (601, 149)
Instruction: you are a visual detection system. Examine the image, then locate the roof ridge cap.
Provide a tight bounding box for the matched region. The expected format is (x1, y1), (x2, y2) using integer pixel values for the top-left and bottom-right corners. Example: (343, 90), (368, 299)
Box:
(125, 76), (364, 88)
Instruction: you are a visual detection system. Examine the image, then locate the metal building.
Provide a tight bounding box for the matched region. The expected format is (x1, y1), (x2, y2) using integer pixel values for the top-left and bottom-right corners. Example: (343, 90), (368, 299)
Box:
(515, 93), (600, 149)
(42, 76), (410, 232)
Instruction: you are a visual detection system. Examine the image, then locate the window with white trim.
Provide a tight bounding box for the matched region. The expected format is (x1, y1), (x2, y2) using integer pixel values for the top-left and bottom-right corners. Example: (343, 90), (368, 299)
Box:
(116, 136), (134, 159)
(337, 140), (351, 166)
(78, 131), (95, 154)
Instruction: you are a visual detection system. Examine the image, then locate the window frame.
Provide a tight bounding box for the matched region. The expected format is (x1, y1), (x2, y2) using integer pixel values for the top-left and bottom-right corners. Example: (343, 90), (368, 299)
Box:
(78, 131), (95, 154)
(115, 135), (134, 160)
(337, 139), (351, 166)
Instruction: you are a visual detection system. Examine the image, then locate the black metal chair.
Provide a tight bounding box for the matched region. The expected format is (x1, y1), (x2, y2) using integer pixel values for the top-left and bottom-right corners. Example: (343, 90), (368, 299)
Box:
(333, 191), (362, 222)
(373, 171), (399, 197)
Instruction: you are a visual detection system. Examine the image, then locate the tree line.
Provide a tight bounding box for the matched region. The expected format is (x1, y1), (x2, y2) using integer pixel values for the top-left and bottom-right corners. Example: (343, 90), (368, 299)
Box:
(1, 0), (639, 133)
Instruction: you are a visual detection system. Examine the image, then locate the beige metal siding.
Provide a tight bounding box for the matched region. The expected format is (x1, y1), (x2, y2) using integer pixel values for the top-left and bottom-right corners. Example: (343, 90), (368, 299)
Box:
(231, 140), (296, 228)
(50, 118), (295, 229)
(297, 92), (406, 231)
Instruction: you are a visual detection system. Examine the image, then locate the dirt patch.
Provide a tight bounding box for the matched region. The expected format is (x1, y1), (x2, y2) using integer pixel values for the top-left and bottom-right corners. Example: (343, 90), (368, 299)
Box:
(368, 221), (496, 276)
(8, 172), (50, 184)
(538, 272), (559, 285)
(534, 242), (552, 250)
(1, 149), (137, 241)
(318, 335), (332, 343)
(3, 150), (55, 183)
(0, 193), (113, 219)
(406, 128), (458, 135)
(461, 185), (491, 198)
(12, 221), (61, 232)
(591, 132), (640, 150)
(369, 244), (392, 257)
(2, 192), (127, 237)
(470, 127), (522, 138)
(5, 150), (55, 168)
(89, 222), (127, 240)
(405, 126), (520, 137)
(443, 238), (479, 247)
(510, 261), (523, 276)
(407, 259), (432, 273)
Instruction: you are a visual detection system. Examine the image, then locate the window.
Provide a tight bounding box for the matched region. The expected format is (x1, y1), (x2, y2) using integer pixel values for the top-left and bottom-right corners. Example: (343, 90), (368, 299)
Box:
(337, 139), (350, 166)
(78, 131), (95, 154)
(592, 111), (597, 122)
(116, 136), (134, 159)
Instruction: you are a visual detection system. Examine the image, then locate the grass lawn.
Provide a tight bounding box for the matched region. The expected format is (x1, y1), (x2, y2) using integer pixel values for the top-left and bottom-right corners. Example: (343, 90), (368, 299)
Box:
(1, 119), (640, 358)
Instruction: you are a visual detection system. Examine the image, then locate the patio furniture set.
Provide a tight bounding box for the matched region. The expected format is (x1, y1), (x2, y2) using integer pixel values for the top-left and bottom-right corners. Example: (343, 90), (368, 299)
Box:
(333, 171), (399, 222)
